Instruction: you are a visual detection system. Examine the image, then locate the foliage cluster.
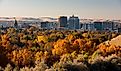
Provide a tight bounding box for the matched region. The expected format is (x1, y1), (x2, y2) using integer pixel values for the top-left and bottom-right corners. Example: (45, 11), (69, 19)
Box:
(0, 27), (120, 71)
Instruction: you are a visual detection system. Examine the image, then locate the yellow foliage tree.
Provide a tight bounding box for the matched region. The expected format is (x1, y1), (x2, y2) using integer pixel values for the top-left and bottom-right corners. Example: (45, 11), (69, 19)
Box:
(66, 34), (75, 43)
(35, 51), (49, 62)
(73, 39), (86, 49)
(8, 49), (32, 66)
(52, 39), (70, 56)
(37, 35), (48, 43)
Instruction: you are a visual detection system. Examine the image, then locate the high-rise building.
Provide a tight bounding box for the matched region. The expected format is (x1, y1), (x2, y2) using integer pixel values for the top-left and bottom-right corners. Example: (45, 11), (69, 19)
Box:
(68, 15), (80, 30)
(58, 16), (67, 28)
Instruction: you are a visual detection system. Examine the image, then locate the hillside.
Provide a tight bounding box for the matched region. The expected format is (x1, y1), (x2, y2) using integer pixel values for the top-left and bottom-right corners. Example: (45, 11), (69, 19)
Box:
(109, 35), (121, 46)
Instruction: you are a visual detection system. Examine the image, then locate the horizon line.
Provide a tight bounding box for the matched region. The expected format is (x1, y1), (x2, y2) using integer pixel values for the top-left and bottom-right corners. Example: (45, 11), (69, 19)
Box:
(0, 16), (121, 20)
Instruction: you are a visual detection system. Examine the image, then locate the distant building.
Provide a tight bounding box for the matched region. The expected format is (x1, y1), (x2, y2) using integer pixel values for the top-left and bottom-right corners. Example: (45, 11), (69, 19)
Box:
(47, 22), (57, 29)
(88, 23), (95, 31)
(118, 28), (121, 33)
(21, 23), (30, 28)
(102, 21), (114, 31)
(81, 23), (88, 31)
(40, 21), (48, 29)
(68, 15), (80, 30)
(58, 16), (67, 28)
(113, 22), (121, 30)
(40, 21), (58, 30)
(14, 18), (18, 28)
(81, 22), (95, 31)
(0, 20), (15, 28)
(94, 22), (103, 31)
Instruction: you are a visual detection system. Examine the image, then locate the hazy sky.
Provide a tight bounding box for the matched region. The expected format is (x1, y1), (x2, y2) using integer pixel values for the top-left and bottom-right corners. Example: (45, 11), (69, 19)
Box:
(0, 0), (121, 19)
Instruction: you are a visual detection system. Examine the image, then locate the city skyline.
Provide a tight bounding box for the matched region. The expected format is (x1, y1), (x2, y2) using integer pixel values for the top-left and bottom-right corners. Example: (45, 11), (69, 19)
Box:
(0, 0), (121, 19)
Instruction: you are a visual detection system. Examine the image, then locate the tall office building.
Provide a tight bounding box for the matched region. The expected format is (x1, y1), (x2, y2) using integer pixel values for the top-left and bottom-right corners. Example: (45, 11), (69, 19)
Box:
(68, 15), (80, 30)
(58, 16), (67, 28)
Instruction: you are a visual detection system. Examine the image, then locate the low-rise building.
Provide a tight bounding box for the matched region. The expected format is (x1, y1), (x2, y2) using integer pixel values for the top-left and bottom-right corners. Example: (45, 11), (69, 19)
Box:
(102, 21), (114, 31)
(94, 21), (103, 31)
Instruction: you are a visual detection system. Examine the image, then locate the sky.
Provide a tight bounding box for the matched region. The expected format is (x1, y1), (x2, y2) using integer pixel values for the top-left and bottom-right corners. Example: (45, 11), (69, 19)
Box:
(0, 0), (121, 19)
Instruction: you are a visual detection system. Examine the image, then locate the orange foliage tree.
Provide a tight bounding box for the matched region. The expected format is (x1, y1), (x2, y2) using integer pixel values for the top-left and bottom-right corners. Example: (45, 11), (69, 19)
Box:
(7, 49), (33, 67)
